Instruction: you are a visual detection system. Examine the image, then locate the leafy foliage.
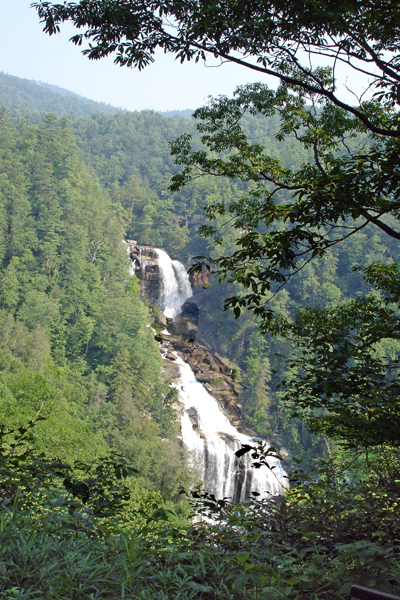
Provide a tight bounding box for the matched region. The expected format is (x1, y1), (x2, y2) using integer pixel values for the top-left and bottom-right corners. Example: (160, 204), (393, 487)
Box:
(283, 266), (400, 448)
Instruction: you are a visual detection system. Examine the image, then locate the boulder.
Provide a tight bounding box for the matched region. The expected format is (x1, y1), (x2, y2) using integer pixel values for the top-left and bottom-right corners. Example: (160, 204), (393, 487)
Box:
(186, 407), (206, 438)
(181, 300), (200, 319)
(203, 355), (218, 368)
(170, 339), (192, 352)
(162, 358), (180, 380)
(191, 347), (203, 358)
(205, 381), (231, 392)
(214, 352), (236, 374)
(168, 316), (198, 338)
(217, 432), (237, 443)
(187, 361), (201, 374)
(160, 334), (182, 345)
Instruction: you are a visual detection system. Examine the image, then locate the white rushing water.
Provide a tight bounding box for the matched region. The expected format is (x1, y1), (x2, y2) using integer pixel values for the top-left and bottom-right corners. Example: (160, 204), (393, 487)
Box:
(151, 248), (286, 501)
(126, 244), (136, 277)
(125, 243), (286, 501)
(176, 357), (286, 501)
(155, 248), (192, 318)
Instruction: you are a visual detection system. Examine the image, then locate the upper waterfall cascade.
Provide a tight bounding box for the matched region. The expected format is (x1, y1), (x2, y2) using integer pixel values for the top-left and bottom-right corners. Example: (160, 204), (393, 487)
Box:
(128, 243), (286, 501)
(155, 248), (192, 318)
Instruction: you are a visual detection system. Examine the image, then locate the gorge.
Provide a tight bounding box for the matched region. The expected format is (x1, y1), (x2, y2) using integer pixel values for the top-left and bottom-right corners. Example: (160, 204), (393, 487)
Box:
(128, 242), (286, 502)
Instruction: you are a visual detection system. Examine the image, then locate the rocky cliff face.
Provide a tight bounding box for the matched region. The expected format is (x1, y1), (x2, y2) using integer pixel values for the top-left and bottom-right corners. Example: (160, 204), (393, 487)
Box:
(127, 242), (160, 304)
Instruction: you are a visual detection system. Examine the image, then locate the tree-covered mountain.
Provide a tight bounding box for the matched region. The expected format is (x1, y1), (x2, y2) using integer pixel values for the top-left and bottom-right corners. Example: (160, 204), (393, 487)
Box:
(0, 72), (195, 121)
(0, 72), (123, 118)
(2, 70), (394, 468)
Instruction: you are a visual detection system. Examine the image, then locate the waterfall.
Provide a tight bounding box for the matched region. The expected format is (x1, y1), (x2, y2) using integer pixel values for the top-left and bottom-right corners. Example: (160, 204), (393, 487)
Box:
(176, 357), (285, 501)
(155, 248), (192, 318)
(126, 244), (136, 277)
(152, 247), (286, 502)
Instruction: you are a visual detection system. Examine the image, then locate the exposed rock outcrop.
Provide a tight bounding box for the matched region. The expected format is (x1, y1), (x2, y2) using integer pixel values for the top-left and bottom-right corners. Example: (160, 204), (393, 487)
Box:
(159, 305), (254, 436)
(127, 242), (160, 304)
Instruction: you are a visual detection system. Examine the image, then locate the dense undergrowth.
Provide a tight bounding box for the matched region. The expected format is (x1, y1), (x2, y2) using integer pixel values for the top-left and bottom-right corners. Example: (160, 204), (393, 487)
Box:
(1, 417), (399, 600)
(2, 478), (399, 599)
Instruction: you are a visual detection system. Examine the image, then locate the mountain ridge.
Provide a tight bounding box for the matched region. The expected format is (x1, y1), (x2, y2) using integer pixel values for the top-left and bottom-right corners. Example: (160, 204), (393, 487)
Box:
(0, 71), (193, 119)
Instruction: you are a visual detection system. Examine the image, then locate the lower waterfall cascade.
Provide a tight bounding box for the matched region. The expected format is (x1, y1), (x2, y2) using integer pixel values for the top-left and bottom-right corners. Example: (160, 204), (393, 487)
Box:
(129, 243), (286, 501)
(177, 356), (285, 501)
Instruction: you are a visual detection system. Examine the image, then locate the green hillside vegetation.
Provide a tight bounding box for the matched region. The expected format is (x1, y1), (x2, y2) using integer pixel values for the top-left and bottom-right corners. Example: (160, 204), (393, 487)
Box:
(0, 73), (399, 599)
(0, 107), (190, 502)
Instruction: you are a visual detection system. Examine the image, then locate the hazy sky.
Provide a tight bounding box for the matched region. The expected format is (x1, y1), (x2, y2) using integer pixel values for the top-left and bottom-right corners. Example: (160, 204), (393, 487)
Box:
(0, 0), (275, 112)
(0, 1), (369, 112)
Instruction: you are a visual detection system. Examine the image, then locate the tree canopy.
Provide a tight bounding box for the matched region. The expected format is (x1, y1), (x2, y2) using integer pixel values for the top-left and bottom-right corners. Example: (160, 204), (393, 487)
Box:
(33, 0), (400, 450)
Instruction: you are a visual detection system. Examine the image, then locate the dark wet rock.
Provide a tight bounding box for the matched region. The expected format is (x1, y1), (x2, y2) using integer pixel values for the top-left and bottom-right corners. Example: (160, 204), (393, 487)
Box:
(160, 334), (181, 345)
(187, 362), (201, 374)
(168, 316), (198, 338)
(170, 339), (191, 352)
(218, 432), (237, 443)
(186, 407), (206, 439)
(162, 358), (180, 380)
(205, 381), (231, 392)
(187, 406), (200, 428)
(128, 244), (160, 304)
(203, 355), (218, 368)
(181, 300), (200, 319)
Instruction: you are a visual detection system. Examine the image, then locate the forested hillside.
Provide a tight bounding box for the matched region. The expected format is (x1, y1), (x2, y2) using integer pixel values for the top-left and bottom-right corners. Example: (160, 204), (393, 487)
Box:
(0, 68), (399, 599)
(0, 106), (191, 504)
(0, 72), (123, 118)
(2, 72), (397, 466)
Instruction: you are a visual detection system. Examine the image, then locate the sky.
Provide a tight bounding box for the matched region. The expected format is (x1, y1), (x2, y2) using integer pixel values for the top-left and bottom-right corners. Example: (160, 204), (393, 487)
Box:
(0, 0), (273, 112)
(0, 0), (369, 113)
